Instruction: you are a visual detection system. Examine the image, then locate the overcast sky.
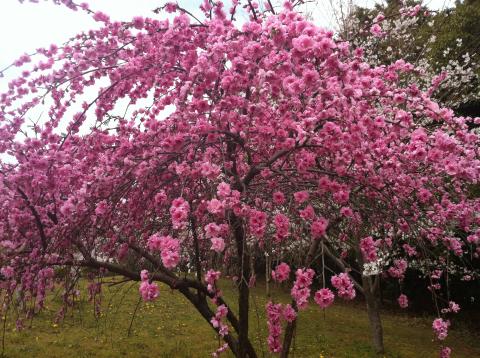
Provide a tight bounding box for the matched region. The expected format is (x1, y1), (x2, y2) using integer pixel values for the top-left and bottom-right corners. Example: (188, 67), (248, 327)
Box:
(0, 0), (455, 71)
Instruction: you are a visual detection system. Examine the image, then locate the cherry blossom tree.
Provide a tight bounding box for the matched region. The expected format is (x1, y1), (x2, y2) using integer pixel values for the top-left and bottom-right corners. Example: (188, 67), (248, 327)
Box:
(1, 1), (479, 357)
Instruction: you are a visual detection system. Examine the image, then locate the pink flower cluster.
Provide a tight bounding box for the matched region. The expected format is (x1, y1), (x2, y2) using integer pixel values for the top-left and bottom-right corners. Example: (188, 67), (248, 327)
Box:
(200, 162), (220, 179)
(441, 301), (460, 314)
(205, 222), (228, 253)
(432, 318), (450, 340)
(314, 288), (335, 309)
(331, 273), (356, 300)
(265, 301), (297, 353)
(210, 237), (225, 253)
(360, 236), (378, 262)
(0, 266), (14, 279)
(205, 269), (221, 294)
(388, 259), (408, 279)
(204, 222), (229, 238)
(440, 347), (452, 358)
(139, 270), (159, 302)
(271, 262), (290, 283)
(169, 197), (190, 229)
(210, 304), (229, 337)
(207, 199), (225, 215)
(216, 182), (231, 199)
(249, 210), (267, 238)
(293, 191), (309, 204)
(273, 213), (290, 241)
(397, 294), (408, 308)
(147, 234), (180, 269)
(291, 268), (315, 309)
(403, 244), (417, 257)
(310, 217), (329, 239)
(283, 304), (296, 322)
(266, 302), (283, 353)
(299, 205), (315, 221)
(272, 191), (285, 205)
(370, 23), (384, 37)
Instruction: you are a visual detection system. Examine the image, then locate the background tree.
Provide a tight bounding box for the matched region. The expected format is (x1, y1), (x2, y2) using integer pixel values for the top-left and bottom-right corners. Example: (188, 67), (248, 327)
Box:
(340, 0), (480, 115)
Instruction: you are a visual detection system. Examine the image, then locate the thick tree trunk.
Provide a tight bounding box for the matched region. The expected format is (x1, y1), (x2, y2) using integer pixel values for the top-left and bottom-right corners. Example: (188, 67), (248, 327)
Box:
(362, 275), (385, 355)
(230, 211), (256, 358)
(280, 311), (297, 358)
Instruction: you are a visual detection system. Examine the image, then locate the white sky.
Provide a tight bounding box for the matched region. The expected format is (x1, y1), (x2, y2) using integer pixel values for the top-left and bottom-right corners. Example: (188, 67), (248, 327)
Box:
(0, 0), (455, 70)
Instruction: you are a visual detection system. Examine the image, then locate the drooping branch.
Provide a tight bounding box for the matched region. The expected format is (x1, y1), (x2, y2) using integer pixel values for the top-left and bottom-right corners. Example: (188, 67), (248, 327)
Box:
(16, 187), (47, 251)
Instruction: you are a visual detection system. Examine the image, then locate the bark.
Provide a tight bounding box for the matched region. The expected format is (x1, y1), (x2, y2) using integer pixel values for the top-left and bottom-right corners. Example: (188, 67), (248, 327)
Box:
(265, 253), (270, 298)
(280, 306), (297, 358)
(230, 211), (256, 358)
(181, 288), (240, 355)
(362, 275), (385, 355)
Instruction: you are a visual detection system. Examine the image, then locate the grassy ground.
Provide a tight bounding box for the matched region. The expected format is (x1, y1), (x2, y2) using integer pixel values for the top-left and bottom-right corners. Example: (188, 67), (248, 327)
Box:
(1, 277), (479, 358)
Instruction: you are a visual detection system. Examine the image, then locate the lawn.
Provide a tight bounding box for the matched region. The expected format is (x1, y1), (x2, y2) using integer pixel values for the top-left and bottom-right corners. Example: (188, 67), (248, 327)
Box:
(1, 277), (479, 357)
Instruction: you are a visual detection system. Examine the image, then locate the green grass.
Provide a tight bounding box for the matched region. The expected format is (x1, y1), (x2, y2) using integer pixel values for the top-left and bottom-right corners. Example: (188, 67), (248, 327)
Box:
(1, 278), (479, 357)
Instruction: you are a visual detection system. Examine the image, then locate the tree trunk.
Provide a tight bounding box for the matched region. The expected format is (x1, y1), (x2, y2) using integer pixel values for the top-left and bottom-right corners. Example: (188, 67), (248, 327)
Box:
(230, 211), (255, 358)
(280, 309), (297, 358)
(265, 253), (270, 297)
(362, 275), (385, 355)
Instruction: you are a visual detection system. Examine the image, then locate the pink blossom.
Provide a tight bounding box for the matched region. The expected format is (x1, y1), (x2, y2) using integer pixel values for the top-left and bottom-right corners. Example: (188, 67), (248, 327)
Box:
(273, 213), (290, 241)
(282, 304), (297, 322)
(204, 223), (223, 238)
(291, 268), (315, 309)
(147, 234), (180, 269)
(388, 259), (408, 279)
(92, 11), (110, 23)
(1, 266), (14, 279)
(95, 200), (109, 216)
(340, 206), (354, 218)
(210, 237), (225, 253)
(333, 190), (349, 204)
(440, 347), (452, 358)
(205, 270), (221, 293)
(211, 304), (229, 337)
(139, 281), (159, 301)
(432, 318), (450, 340)
(442, 301), (461, 314)
(272, 191), (285, 205)
(164, 2), (177, 13)
(292, 35), (315, 52)
(417, 188), (432, 203)
(403, 244), (417, 257)
(311, 217), (329, 239)
(249, 210), (267, 238)
(140, 269), (149, 281)
(271, 262), (290, 283)
(299, 205), (315, 221)
(360, 236), (377, 262)
(449, 301), (460, 313)
(200, 162), (220, 178)
(217, 182), (231, 199)
(169, 197), (190, 229)
(293, 191), (309, 204)
(132, 16), (144, 29)
(370, 23), (383, 37)
(207, 199), (225, 215)
(331, 273), (356, 300)
(398, 294), (408, 308)
(314, 288), (335, 309)
(266, 302), (283, 353)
